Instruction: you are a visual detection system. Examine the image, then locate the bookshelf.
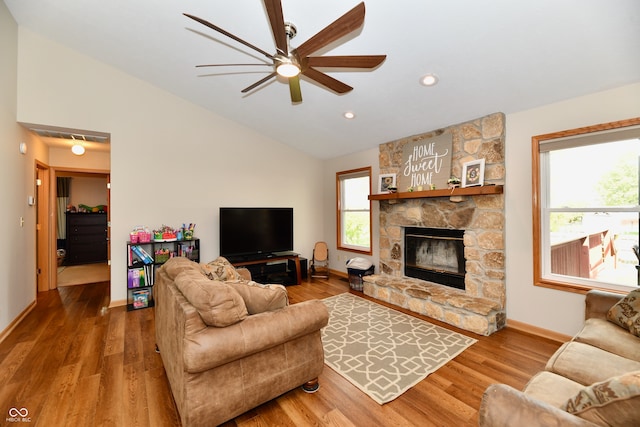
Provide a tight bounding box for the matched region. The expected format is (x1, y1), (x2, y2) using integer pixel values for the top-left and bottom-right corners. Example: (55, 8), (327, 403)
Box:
(126, 238), (200, 311)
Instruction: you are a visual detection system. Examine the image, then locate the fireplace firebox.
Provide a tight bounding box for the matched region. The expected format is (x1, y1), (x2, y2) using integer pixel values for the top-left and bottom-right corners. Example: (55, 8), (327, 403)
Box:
(404, 227), (466, 290)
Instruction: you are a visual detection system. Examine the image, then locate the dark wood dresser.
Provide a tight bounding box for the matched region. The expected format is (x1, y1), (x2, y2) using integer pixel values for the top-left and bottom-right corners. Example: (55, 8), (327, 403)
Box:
(66, 213), (108, 265)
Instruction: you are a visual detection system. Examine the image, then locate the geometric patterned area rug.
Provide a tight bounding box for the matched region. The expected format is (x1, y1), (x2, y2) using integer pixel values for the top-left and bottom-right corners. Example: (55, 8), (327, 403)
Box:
(321, 293), (477, 404)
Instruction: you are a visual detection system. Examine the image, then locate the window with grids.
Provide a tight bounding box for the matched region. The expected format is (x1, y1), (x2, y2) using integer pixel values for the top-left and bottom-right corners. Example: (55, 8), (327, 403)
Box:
(532, 119), (640, 293)
(337, 167), (372, 254)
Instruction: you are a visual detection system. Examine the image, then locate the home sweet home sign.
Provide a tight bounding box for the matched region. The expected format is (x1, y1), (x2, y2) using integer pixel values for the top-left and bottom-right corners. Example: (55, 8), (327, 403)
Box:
(398, 133), (453, 190)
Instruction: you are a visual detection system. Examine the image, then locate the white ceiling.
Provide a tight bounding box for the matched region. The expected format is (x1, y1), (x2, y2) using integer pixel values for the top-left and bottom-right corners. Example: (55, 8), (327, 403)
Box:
(5, 0), (640, 159)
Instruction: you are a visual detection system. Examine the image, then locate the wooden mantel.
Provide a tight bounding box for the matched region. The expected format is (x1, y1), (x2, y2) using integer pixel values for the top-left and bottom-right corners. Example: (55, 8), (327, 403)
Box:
(368, 184), (503, 201)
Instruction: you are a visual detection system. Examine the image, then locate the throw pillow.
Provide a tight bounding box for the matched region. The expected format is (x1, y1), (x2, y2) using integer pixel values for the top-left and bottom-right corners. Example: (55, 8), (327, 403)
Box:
(607, 289), (640, 337)
(174, 269), (248, 327)
(161, 256), (201, 280)
(226, 280), (289, 314)
(563, 371), (640, 426)
(201, 256), (243, 281)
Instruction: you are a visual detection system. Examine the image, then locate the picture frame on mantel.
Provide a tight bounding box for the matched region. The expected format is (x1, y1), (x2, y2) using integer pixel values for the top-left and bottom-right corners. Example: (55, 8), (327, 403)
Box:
(462, 159), (485, 187)
(378, 173), (396, 193)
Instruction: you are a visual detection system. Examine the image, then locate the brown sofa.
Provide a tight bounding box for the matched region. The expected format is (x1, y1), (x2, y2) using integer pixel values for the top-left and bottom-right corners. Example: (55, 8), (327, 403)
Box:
(155, 257), (329, 427)
(479, 289), (640, 426)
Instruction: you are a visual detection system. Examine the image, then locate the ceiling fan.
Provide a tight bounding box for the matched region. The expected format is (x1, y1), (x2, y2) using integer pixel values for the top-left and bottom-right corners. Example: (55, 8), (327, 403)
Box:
(184, 1), (386, 103)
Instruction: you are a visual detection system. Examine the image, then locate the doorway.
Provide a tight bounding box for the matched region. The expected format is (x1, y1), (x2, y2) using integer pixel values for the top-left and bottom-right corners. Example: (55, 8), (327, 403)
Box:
(54, 169), (111, 288)
(35, 162), (50, 293)
(26, 123), (111, 294)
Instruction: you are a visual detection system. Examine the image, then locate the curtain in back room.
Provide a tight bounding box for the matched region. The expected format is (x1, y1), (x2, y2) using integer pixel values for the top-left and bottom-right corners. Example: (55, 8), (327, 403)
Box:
(57, 177), (71, 240)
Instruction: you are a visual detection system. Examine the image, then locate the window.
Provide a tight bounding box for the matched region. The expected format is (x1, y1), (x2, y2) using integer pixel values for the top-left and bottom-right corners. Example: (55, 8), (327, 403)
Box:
(337, 167), (372, 254)
(532, 118), (640, 293)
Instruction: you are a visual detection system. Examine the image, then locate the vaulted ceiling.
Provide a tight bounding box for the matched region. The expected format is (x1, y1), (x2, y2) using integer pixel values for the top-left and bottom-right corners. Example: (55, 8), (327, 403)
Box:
(5, 0), (640, 159)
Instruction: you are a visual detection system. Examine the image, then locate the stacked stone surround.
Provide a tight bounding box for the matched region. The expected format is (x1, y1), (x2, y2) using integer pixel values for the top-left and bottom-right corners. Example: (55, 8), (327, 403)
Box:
(369, 112), (506, 335)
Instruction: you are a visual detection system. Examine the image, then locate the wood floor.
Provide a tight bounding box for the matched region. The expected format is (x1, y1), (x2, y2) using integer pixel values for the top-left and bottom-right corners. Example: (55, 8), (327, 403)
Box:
(0, 276), (562, 426)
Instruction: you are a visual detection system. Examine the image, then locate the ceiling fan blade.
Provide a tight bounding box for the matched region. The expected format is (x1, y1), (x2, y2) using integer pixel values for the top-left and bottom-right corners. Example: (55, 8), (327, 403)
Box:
(241, 72), (277, 93)
(295, 2), (365, 59)
(302, 68), (353, 94)
(289, 75), (302, 103)
(306, 55), (386, 69)
(264, 0), (288, 56)
(196, 63), (272, 68)
(184, 13), (274, 60)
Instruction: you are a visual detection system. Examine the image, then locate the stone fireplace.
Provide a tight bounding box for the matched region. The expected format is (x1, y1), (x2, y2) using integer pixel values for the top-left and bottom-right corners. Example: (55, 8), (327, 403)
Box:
(363, 113), (507, 335)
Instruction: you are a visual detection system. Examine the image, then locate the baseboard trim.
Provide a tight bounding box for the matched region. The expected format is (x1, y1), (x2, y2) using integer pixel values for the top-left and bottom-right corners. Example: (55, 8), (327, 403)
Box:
(0, 300), (37, 345)
(109, 299), (126, 308)
(330, 269), (348, 279)
(506, 319), (571, 343)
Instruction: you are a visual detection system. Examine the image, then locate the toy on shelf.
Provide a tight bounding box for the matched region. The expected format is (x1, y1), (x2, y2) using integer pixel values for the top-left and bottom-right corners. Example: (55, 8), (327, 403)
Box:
(129, 226), (151, 243)
(182, 223), (196, 240)
(154, 225), (177, 241)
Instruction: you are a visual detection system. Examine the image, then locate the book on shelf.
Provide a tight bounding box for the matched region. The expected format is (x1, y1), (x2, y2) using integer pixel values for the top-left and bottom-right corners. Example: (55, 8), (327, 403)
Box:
(130, 245), (154, 265)
(127, 267), (148, 288)
(128, 268), (139, 288)
(145, 264), (153, 287)
(132, 288), (150, 309)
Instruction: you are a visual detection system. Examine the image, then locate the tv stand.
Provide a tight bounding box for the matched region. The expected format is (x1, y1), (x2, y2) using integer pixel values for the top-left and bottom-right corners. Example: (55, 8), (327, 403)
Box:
(230, 253), (303, 285)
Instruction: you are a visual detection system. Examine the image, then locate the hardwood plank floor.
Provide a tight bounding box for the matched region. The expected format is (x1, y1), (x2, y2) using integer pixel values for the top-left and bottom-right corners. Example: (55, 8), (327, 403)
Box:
(0, 276), (562, 426)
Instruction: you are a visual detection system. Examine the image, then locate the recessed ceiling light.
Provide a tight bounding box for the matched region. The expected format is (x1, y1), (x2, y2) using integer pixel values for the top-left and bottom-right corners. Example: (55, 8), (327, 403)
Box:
(343, 111), (356, 119)
(420, 73), (439, 86)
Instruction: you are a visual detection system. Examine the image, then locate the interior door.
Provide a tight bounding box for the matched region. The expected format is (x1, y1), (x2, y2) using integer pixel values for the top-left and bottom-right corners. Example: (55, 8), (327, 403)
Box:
(36, 163), (51, 292)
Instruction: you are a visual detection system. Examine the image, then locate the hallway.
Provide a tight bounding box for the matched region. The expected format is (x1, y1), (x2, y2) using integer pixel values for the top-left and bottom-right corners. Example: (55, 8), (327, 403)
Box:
(57, 263), (110, 287)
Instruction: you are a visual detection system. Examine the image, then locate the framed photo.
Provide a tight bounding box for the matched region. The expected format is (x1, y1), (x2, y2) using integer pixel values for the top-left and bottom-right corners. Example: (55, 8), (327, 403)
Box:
(462, 159), (485, 187)
(378, 173), (397, 193)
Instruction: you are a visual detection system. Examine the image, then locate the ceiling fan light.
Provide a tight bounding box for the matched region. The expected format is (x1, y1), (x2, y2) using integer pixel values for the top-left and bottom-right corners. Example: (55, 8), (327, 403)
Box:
(71, 143), (85, 155)
(276, 62), (300, 78)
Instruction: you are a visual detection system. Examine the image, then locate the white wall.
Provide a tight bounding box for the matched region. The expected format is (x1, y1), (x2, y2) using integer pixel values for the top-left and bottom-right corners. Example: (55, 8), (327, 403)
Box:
(15, 29), (324, 306)
(0, 2), (27, 331)
(505, 83), (640, 336)
(71, 176), (109, 208)
(0, 3), (49, 333)
(322, 147), (380, 273)
(49, 146), (111, 171)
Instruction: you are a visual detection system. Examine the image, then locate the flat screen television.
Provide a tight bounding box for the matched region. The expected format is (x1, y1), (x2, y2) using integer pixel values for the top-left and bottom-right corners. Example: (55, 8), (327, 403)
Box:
(219, 207), (293, 259)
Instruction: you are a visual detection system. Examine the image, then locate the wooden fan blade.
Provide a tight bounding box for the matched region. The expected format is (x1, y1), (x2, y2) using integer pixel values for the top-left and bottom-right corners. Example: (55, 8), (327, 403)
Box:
(241, 72), (277, 93)
(295, 2), (365, 59)
(264, 0), (288, 56)
(302, 68), (353, 94)
(184, 13), (274, 60)
(305, 55), (386, 69)
(196, 63), (272, 68)
(289, 75), (302, 103)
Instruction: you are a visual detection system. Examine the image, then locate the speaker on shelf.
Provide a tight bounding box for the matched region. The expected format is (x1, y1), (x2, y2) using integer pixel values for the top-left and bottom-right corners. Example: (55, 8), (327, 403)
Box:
(288, 257), (308, 280)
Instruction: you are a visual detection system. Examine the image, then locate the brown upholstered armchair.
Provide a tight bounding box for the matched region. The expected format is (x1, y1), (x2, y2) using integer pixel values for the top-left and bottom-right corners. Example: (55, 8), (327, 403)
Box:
(155, 257), (329, 427)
